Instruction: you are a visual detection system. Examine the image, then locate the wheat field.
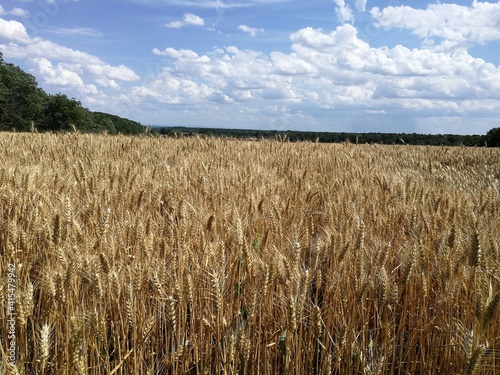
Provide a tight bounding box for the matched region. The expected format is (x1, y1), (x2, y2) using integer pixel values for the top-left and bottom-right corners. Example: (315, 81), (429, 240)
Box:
(0, 132), (499, 374)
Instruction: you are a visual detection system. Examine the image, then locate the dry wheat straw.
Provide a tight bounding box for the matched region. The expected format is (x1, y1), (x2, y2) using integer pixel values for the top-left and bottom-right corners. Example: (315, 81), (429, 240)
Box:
(0, 132), (498, 374)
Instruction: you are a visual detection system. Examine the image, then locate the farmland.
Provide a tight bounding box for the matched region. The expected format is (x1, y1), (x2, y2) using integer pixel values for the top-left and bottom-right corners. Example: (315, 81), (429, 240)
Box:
(0, 132), (499, 374)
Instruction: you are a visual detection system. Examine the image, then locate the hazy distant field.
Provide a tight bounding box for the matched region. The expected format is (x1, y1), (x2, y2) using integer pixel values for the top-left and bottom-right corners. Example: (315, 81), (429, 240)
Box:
(1, 132), (499, 374)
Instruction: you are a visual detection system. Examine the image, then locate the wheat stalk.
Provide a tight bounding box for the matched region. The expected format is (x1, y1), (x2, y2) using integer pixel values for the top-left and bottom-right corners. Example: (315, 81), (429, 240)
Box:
(1, 133), (498, 374)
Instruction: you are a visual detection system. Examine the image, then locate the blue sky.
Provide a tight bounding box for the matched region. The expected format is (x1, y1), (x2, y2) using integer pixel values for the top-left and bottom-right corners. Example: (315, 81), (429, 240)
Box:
(1, 1), (500, 134)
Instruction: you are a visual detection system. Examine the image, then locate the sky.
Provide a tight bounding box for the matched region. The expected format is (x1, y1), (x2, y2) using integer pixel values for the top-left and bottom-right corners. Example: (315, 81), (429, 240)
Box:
(1, 1), (500, 135)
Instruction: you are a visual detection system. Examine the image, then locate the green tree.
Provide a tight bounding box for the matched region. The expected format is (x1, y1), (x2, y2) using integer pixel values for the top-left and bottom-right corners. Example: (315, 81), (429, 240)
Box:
(0, 53), (146, 134)
(93, 111), (144, 134)
(484, 127), (500, 147)
(0, 52), (46, 131)
(40, 94), (94, 132)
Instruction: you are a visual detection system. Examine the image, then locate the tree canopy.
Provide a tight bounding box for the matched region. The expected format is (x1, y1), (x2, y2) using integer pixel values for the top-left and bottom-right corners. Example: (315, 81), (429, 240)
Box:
(0, 52), (145, 134)
(155, 126), (489, 147)
(484, 127), (500, 147)
(0, 52), (46, 131)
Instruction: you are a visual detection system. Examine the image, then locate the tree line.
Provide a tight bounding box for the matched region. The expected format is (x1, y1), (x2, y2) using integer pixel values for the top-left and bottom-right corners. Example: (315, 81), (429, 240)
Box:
(0, 52), (144, 134)
(1, 51), (499, 146)
(155, 126), (500, 147)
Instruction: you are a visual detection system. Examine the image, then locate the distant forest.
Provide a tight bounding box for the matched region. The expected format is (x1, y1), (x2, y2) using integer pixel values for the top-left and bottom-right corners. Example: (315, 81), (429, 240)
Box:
(154, 126), (500, 147)
(1, 51), (499, 146)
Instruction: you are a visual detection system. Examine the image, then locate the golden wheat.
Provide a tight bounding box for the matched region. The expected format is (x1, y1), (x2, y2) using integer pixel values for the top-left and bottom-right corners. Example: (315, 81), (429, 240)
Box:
(0, 132), (498, 374)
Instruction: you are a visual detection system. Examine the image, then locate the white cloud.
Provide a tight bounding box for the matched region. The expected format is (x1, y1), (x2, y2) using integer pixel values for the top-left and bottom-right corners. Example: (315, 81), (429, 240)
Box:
(333, 0), (354, 23)
(238, 25), (264, 37)
(82, 64), (140, 81)
(164, 21), (183, 28)
(96, 78), (120, 89)
(354, 0), (367, 12)
(0, 16), (139, 97)
(130, 73), (211, 105)
(9, 8), (30, 17)
(183, 13), (204, 26)
(137, 23), (500, 132)
(28, 57), (85, 87)
(371, 2), (500, 45)
(2, 2), (499, 134)
(0, 18), (30, 43)
(270, 51), (317, 76)
(27, 57), (128, 96)
(207, 91), (234, 104)
(0, 6), (29, 17)
(45, 27), (102, 37)
(153, 47), (201, 59)
(165, 13), (204, 28)
(289, 25), (368, 52)
(4, 39), (104, 64)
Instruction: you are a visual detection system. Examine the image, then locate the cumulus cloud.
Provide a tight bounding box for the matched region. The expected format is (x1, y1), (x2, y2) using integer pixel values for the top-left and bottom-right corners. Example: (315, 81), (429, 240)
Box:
(0, 18), (30, 43)
(164, 20), (183, 28)
(130, 73), (211, 105)
(28, 57), (85, 87)
(165, 13), (204, 28)
(183, 13), (204, 26)
(96, 78), (120, 89)
(82, 64), (140, 81)
(139, 22), (500, 131)
(9, 8), (30, 17)
(270, 51), (317, 76)
(238, 25), (264, 37)
(0, 6), (29, 17)
(0, 16), (139, 97)
(371, 2), (500, 45)
(333, 0), (354, 23)
(3, 38), (104, 65)
(139, 46), (289, 105)
(354, 0), (367, 12)
(28, 57), (134, 95)
(3, 2), (499, 133)
(153, 47), (200, 59)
